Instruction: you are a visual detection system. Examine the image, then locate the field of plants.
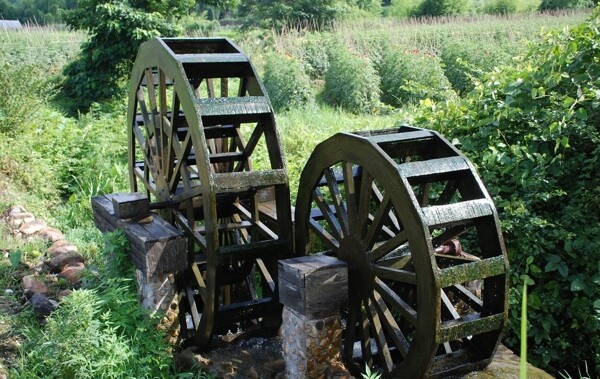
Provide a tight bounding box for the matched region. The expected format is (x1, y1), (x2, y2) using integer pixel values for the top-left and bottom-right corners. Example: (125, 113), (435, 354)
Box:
(1, 8), (598, 378)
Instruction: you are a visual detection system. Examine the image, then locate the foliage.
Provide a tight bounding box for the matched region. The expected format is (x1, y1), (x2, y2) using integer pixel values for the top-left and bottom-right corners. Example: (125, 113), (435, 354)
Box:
(61, 0), (191, 112)
(377, 46), (455, 107)
(412, 8), (600, 376)
(385, 0), (423, 17)
(302, 36), (332, 79)
(263, 52), (315, 112)
(540, 0), (594, 9)
(322, 43), (381, 114)
(362, 363), (382, 379)
(237, 0), (345, 30)
(439, 38), (518, 95)
(415, 0), (469, 16)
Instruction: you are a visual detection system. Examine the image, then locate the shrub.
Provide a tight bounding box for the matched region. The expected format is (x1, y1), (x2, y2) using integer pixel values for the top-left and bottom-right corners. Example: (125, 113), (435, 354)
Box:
(302, 36), (331, 80)
(540, 0), (593, 9)
(377, 47), (454, 107)
(322, 44), (381, 114)
(440, 38), (517, 95)
(263, 52), (315, 112)
(413, 8), (600, 376)
(385, 0), (423, 17)
(415, 0), (469, 16)
(61, 0), (189, 112)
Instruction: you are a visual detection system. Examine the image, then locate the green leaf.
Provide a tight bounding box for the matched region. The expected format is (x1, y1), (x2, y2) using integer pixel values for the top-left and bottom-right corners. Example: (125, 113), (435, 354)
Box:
(9, 250), (22, 268)
(570, 277), (586, 292)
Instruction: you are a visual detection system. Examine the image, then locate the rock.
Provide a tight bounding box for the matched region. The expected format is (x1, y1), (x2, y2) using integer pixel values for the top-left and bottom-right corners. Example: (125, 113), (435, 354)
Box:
(59, 262), (86, 284)
(38, 227), (64, 242)
(30, 293), (58, 319)
(8, 212), (35, 228)
(4, 289), (14, 295)
(48, 240), (78, 256)
(7, 205), (27, 216)
(57, 289), (72, 300)
(19, 219), (47, 235)
(21, 275), (48, 295)
(248, 367), (259, 379)
(47, 252), (85, 273)
(173, 347), (211, 372)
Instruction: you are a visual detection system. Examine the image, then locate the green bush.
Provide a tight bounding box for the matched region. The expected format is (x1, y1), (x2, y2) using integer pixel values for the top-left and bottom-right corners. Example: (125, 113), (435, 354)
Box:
(540, 0), (593, 9)
(377, 47), (454, 107)
(440, 38), (517, 95)
(61, 0), (189, 112)
(413, 8), (600, 376)
(263, 52), (315, 112)
(385, 0), (423, 17)
(302, 36), (331, 80)
(322, 44), (381, 114)
(415, 0), (469, 16)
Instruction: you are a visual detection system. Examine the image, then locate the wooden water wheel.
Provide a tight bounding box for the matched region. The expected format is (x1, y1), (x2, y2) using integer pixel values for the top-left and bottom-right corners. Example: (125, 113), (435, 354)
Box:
(295, 126), (509, 378)
(126, 37), (293, 349)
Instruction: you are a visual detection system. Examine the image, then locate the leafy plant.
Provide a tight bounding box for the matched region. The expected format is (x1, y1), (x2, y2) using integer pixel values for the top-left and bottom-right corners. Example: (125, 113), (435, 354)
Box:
(377, 46), (454, 107)
(61, 0), (191, 112)
(322, 43), (381, 114)
(362, 363), (382, 379)
(263, 52), (315, 112)
(413, 7), (600, 376)
(8, 250), (22, 269)
(440, 38), (519, 95)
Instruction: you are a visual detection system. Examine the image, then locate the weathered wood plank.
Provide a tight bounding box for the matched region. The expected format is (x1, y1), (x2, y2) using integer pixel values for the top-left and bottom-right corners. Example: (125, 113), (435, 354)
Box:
(175, 53), (247, 64)
(111, 192), (150, 219)
(213, 169), (287, 193)
(439, 255), (506, 288)
(278, 255), (348, 317)
(438, 312), (505, 343)
(398, 156), (469, 179)
(92, 194), (187, 277)
(195, 96), (270, 117)
(420, 199), (493, 228)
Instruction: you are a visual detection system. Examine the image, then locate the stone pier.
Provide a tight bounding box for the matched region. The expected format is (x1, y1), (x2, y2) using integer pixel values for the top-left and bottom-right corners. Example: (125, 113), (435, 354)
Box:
(278, 255), (348, 379)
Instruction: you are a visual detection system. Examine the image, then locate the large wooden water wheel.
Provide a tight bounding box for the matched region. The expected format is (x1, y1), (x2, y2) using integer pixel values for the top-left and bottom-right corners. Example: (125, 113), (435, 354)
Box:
(126, 37), (293, 348)
(295, 126), (509, 378)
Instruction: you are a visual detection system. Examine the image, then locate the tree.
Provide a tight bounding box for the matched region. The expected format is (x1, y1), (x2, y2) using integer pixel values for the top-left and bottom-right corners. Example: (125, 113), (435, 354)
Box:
(61, 0), (192, 111)
(0, 0), (16, 19)
(237, 0), (345, 30)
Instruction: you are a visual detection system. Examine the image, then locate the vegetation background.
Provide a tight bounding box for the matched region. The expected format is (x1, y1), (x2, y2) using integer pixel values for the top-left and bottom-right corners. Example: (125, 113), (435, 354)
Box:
(0, 0), (598, 378)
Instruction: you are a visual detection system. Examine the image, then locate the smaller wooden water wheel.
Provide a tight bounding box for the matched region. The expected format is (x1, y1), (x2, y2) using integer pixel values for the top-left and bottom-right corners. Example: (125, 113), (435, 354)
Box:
(127, 38), (293, 349)
(295, 126), (509, 378)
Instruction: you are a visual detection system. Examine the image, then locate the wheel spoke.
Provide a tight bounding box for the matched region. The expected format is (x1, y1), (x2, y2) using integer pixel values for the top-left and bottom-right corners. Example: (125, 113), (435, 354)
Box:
(312, 187), (344, 241)
(435, 180), (460, 205)
(325, 167), (349, 236)
(373, 277), (417, 326)
(441, 289), (461, 320)
(360, 299), (373, 366)
(364, 193), (392, 250)
(366, 296), (394, 372)
(357, 169), (374, 238)
(344, 298), (360, 360)
(308, 218), (340, 251)
(368, 230), (408, 262)
(343, 161), (359, 234)
(371, 291), (410, 359)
